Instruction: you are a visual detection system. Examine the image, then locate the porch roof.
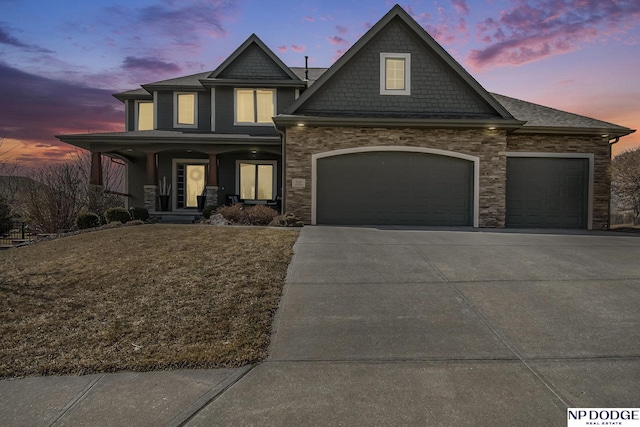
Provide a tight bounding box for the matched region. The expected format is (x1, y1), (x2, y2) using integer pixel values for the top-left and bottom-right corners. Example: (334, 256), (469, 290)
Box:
(56, 130), (281, 151)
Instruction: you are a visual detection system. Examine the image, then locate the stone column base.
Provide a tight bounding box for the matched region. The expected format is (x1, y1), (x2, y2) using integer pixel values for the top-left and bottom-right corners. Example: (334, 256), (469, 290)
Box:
(144, 185), (159, 211)
(204, 186), (221, 208)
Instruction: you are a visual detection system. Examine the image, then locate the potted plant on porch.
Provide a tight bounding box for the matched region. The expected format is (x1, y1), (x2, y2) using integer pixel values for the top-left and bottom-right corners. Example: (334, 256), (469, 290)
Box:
(196, 185), (207, 212)
(159, 176), (171, 211)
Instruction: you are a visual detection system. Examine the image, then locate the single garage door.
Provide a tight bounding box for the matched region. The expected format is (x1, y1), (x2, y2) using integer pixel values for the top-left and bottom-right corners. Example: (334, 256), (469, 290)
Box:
(316, 151), (473, 226)
(506, 157), (589, 228)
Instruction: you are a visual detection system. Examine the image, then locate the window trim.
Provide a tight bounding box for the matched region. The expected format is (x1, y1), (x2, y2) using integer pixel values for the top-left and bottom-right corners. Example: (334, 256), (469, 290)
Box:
(234, 88), (277, 126)
(135, 100), (154, 131)
(380, 53), (411, 95)
(173, 92), (198, 128)
(235, 160), (277, 200)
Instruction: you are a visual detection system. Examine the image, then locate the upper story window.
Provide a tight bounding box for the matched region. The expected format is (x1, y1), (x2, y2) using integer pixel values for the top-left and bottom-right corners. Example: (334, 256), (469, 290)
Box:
(380, 53), (411, 95)
(235, 89), (276, 125)
(174, 92), (197, 128)
(136, 101), (154, 131)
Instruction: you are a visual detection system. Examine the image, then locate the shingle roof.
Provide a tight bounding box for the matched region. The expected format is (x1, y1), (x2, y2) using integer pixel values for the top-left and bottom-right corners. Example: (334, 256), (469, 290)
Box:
(290, 67), (328, 85)
(141, 71), (212, 90)
(491, 93), (632, 134)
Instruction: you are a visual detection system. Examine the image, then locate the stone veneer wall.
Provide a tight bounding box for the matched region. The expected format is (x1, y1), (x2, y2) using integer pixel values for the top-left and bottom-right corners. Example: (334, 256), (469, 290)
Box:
(285, 126), (508, 227)
(506, 134), (611, 230)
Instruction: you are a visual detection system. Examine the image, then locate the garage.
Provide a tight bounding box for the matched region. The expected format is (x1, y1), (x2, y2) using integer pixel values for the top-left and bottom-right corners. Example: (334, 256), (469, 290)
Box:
(315, 151), (474, 226)
(506, 157), (590, 228)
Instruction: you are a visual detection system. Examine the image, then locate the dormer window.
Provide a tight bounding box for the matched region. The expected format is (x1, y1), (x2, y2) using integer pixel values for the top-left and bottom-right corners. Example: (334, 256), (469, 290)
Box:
(174, 92), (197, 128)
(380, 53), (411, 95)
(135, 101), (154, 131)
(235, 89), (276, 125)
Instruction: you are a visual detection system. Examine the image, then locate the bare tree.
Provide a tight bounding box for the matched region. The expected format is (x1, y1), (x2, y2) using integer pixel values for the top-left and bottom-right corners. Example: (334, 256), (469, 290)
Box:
(612, 147), (640, 225)
(68, 149), (126, 216)
(0, 136), (23, 210)
(20, 162), (87, 233)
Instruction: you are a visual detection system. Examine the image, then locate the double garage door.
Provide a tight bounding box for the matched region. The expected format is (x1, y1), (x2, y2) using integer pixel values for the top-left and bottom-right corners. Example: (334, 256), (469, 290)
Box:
(316, 151), (474, 226)
(315, 151), (589, 228)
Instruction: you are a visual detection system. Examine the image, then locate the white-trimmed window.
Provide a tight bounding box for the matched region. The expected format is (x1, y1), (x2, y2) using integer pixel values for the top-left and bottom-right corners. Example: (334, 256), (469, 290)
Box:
(237, 160), (276, 200)
(136, 101), (154, 131)
(380, 53), (411, 95)
(174, 92), (197, 128)
(235, 89), (276, 125)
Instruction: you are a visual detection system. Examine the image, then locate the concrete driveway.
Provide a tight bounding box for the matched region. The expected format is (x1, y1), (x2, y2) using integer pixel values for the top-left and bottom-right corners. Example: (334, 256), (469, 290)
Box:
(189, 226), (640, 426)
(2, 227), (639, 426)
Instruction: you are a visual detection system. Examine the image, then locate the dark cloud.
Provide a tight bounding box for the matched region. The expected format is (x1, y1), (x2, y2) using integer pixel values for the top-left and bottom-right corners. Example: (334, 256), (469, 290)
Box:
(0, 23), (53, 53)
(0, 61), (122, 153)
(470, 0), (640, 68)
(122, 56), (181, 73)
(106, 1), (236, 46)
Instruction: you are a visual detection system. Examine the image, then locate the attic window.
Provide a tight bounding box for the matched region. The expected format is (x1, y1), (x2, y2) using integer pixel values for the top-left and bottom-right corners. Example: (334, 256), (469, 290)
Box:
(380, 53), (411, 95)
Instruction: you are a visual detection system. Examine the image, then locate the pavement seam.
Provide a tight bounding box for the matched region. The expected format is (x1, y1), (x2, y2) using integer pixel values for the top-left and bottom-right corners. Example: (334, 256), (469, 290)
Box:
(171, 365), (254, 427)
(415, 245), (577, 410)
(49, 374), (103, 427)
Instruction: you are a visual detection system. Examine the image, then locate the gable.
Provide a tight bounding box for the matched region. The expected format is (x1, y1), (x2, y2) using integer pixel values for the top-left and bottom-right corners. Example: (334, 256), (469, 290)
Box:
(296, 17), (498, 118)
(216, 42), (291, 80)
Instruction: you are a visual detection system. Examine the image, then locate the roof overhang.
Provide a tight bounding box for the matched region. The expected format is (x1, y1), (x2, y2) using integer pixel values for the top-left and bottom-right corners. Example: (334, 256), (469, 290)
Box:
(199, 79), (307, 88)
(274, 114), (526, 130)
(512, 126), (636, 138)
(56, 132), (281, 151)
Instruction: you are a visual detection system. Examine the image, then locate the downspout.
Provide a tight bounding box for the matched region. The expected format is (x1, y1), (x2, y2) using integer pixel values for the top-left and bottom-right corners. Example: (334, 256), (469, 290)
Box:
(276, 125), (287, 215)
(607, 136), (620, 230)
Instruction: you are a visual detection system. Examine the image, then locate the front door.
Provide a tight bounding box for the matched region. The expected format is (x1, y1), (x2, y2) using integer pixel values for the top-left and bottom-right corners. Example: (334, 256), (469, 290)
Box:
(176, 163), (207, 209)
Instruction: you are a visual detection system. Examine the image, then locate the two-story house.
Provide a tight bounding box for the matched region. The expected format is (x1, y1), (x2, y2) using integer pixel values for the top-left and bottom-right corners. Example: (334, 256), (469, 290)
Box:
(58, 5), (634, 229)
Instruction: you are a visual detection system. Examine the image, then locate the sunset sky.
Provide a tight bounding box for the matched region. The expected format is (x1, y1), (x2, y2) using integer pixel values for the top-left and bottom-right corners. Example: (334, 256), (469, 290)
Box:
(1, 0), (639, 168)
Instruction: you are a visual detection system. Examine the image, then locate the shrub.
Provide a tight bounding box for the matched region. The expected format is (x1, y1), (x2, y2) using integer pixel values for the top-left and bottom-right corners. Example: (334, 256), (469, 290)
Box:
(243, 204), (278, 226)
(202, 205), (216, 220)
(104, 207), (131, 223)
(216, 203), (245, 224)
(216, 203), (278, 225)
(129, 207), (149, 221)
(76, 211), (101, 230)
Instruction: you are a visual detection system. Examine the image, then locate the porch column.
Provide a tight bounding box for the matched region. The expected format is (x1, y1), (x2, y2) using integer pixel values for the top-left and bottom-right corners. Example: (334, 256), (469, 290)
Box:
(205, 153), (220, 208)
(145, 152), (158, 185)
(90, 151), (103, 186)
(144, 152), (159, 211)
(207, 154), (218, 186)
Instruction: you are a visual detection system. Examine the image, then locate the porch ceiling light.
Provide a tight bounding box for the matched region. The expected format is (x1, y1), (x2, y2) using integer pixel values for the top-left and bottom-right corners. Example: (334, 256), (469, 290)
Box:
(297, 123), (305, 127)
(488, 126), (497, 130)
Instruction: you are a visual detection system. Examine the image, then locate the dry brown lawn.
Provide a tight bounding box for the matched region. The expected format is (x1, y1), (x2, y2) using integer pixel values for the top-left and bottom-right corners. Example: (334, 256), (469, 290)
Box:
(0, 224), (299, 379)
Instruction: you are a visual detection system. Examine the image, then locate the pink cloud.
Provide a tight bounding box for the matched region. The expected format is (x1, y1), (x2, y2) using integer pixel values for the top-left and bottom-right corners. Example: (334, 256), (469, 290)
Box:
(291, 44), (306, 53)
(304, 16), (315, 22)
(335, 25), (348, 35)
(469, 0), (640, 69)
(327, 35), (348, 46)
(450, 0), (470, 15)
(277, 45), (287, 53)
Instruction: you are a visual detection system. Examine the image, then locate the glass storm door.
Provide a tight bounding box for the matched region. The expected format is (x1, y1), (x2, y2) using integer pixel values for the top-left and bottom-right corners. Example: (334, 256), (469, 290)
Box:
(185, 165), (206, 208)
(239, 163), (274, 200)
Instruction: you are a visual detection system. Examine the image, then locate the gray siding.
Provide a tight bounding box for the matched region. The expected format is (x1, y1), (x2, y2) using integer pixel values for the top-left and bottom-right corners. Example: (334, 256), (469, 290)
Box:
(298, 17), (497, 117)
(213, 87), (296, 135)
(156, 92), (174, 130)
(218, 43), (291, 79)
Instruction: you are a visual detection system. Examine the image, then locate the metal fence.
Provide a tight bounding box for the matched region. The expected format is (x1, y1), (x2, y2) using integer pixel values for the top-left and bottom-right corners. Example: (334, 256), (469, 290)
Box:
(0, 220), (33, 247)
